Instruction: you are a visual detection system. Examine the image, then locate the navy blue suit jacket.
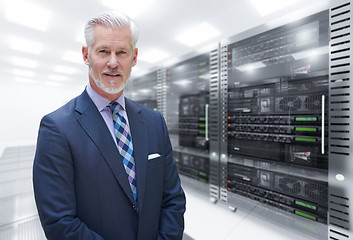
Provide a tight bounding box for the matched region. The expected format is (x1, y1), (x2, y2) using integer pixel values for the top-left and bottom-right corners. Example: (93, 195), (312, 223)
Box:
(33, 90), (186, 240)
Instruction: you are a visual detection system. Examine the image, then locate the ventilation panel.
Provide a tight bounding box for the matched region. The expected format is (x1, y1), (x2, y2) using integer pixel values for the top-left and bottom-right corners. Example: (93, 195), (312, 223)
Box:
(157, 69), (167, 116)
(209, 47), (221, 200)
(219, 44), (229, 202)
(328, 1), (352, 239)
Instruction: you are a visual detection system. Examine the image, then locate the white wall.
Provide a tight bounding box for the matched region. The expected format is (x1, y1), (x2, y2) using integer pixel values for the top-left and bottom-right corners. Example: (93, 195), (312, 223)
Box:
(0, 81), (84, 151)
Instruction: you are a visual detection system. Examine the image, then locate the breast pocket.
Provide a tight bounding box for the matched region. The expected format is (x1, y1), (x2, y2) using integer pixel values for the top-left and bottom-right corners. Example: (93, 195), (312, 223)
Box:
(147, 156), (163, 168)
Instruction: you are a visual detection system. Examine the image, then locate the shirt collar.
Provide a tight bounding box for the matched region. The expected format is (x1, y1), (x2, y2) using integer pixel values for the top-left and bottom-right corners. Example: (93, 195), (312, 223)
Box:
(86, 83), (126, 112)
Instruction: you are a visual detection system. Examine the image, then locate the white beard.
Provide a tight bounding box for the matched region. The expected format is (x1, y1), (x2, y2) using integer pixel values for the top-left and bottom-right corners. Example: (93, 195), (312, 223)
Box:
(89, 64), (129, 95)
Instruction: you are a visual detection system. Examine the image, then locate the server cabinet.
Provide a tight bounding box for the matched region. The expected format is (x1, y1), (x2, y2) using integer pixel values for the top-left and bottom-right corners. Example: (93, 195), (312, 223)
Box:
(125, 71), (160, 111)
(165, 53), (211, 191)
(220, 10), (330, 238)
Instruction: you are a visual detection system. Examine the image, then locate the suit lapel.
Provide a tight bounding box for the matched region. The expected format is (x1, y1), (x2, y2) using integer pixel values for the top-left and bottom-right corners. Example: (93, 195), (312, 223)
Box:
(74, 91), (136, 205)
(125, 98), (148, 211)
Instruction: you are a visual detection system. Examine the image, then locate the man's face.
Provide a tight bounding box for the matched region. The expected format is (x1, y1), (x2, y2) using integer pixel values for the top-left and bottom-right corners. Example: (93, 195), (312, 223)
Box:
(82, 25), (138, 99)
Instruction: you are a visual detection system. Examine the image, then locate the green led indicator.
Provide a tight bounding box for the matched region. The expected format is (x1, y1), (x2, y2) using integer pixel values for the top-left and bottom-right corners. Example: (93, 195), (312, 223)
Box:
(295, 210), (317, 221)
(295, 137), (316, 142)
(199, 130), (206, 134)
(199, 117), (206, 121)
(199, 124), (206, 127)
(295, 127), (317, 132)
(295, 201), (317, 210)
(199, 178), (207, 183)
(295, 117), (317, 121)
(199, 68), (207, 73)
(199, 61), (207, 66)
(199, 172), (207, 177)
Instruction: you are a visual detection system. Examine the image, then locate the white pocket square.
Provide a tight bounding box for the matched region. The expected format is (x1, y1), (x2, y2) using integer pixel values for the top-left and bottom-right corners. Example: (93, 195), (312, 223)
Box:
(148, 153), (161, 160)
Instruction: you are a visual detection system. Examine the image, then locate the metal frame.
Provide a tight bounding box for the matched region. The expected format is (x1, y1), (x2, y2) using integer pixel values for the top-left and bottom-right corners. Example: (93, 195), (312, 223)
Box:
(328, 1), (353, 239)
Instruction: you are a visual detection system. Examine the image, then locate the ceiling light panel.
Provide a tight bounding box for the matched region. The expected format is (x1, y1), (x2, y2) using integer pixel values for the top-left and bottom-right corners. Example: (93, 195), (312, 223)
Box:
(250, 0), (301, 16)
(176, 23), (220, 47)
(3, 0), (52, 31)
(12, 69), (35, 77)
(11, 57), (38, 68)
(8, 36), (43, 55)
(138, 49), (169, 64)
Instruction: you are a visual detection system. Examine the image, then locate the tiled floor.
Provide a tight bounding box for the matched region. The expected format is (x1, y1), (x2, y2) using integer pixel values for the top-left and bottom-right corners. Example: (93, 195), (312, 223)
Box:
(0, 145), (328, 240)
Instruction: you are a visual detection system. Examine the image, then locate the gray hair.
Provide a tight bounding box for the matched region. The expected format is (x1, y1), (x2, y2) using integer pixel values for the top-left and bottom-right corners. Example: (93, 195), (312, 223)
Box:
(84, 11), (140, 51)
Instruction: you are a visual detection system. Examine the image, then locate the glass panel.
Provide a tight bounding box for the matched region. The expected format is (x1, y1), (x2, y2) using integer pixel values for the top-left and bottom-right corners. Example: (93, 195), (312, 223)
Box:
(166, 54), (210, 183)
(226, 10), (329, 226)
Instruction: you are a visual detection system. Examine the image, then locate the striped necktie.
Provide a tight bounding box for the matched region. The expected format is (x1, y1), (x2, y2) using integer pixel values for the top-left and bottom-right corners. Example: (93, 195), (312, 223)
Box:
(109, 102), (137, 200)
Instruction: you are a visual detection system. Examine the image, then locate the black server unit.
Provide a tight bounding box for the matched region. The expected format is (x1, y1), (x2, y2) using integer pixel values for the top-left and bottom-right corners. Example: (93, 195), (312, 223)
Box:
(222, 10), (330, 225)
(166, 54), (210, 184)
(125, 71), (159, 111)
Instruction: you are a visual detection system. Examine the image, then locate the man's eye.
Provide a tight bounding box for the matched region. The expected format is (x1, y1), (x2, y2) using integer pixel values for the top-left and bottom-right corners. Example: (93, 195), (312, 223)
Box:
(119, 51), (127, 54)
(99, 50), (107, 53)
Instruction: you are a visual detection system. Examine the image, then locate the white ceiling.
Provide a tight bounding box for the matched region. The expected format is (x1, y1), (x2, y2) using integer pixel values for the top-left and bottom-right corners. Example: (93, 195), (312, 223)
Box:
(0, 0), (329, 90)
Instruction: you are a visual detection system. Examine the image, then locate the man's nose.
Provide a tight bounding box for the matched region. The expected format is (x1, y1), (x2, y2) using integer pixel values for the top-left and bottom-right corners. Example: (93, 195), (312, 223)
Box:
(107, 54), (120, 69)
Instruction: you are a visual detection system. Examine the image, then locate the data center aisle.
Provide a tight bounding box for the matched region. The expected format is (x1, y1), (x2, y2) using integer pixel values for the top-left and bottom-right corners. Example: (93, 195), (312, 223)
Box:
(0, 145), (327, 240)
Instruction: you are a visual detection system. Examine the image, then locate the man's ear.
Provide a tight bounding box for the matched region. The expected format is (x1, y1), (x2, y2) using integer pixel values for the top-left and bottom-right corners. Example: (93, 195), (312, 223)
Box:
(132, 48), (138, 67)
(82, 46), (89, 66)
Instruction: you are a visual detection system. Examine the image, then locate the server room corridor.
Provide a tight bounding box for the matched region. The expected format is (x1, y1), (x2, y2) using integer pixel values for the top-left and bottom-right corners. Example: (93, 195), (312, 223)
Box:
(1, 0), (352, 239)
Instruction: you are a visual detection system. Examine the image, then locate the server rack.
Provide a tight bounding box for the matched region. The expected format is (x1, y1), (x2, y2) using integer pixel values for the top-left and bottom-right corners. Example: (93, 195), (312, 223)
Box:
(220, 9), (330, 238)
(164, 53), (212, 192)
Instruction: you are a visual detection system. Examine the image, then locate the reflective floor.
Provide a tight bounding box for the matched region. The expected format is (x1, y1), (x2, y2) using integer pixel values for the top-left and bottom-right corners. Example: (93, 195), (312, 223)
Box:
(0, 145), (327, 240)
(0, 145), (46, 240)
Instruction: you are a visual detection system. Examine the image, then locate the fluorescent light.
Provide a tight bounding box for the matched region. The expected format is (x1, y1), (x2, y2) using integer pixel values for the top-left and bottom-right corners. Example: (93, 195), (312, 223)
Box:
(3, 0), (52, 31)
(138, 49), (169, 64)
(11, 57), (38, 68)
(8, 36), (43, 55)
(250, 0), (301, 16)
(292, 46), (328, 60)
(14, 77), (37, 84)
(63, 50), (83, 64)
(101, 0), (155, 18)
(236, 62), (266, 72)
(176, 23), (220, 47)
(49, 74), (69, 82)
(12, 69), (35, 77)
(54, 65), (79, 75)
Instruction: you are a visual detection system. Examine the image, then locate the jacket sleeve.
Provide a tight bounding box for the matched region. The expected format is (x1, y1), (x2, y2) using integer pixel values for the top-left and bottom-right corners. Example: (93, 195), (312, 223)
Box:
(33, 115), (105, 240)
(158, 113), (186, 240)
